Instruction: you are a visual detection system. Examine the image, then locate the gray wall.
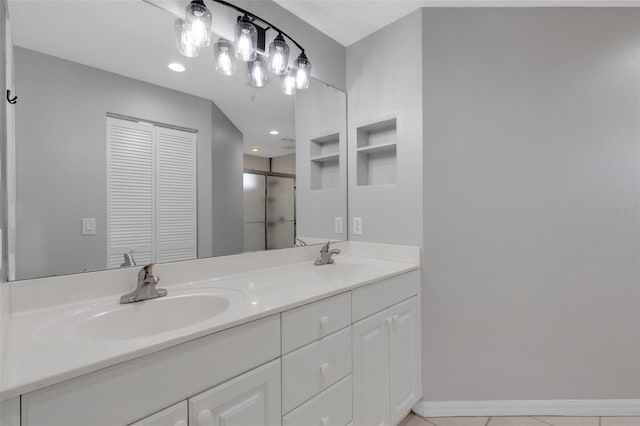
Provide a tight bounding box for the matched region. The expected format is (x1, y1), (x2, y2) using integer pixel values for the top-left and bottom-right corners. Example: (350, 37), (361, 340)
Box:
(244, 154), (270, 172)
(346, 11), (423, 246)
(296, 81), (347, 241)
(14, 47), (243, 279)
(272, 154), (295, 174)
(211, 102), (244, 257)
(421, 8), (640, 400)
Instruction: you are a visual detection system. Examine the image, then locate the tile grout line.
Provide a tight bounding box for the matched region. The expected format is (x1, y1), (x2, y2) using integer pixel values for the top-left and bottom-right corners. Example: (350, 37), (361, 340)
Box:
(533, 416), (556, 426)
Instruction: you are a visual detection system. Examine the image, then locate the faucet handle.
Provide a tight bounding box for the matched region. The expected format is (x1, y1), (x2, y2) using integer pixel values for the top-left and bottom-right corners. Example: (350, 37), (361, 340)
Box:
(138, 263), (154, 280)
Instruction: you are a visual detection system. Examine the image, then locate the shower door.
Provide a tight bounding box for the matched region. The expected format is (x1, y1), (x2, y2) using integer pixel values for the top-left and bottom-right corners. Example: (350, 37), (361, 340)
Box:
(266, 176), (295, 250)
(243, 172), (295, 252)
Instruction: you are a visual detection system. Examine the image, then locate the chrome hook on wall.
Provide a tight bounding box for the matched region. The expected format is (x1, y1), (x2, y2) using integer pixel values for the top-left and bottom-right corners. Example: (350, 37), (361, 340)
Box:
(6, 89), (17, 104)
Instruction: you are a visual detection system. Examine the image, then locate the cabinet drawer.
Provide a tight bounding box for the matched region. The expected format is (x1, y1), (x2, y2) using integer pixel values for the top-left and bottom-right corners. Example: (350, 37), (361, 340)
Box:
(352, 271), (418, 322)
(22, 315), (281, 426)
(283, 375), (352, 426)
(282, 327), (352, 414)
(282, 292), (351, 354)
(129, 401), (187, 426)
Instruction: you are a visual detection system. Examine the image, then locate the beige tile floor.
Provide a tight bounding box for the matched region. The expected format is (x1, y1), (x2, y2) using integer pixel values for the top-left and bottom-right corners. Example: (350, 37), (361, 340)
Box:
(400, 413), (640, 426)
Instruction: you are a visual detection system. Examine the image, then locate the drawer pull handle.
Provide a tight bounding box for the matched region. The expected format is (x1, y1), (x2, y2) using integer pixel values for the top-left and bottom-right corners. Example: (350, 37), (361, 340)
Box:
(319, 316), (329, 328)
(196, 409), (213, 426)
(320, 362), (330, 376)
(321, 416), (331, 426)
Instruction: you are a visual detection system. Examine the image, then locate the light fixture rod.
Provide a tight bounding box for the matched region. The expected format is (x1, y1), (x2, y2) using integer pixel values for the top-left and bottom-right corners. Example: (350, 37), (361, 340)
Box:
(209, 0), (306, 53)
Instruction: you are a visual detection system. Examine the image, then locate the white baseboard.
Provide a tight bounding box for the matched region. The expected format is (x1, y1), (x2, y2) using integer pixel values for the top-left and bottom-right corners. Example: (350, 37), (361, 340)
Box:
(412, 399), (640, 417)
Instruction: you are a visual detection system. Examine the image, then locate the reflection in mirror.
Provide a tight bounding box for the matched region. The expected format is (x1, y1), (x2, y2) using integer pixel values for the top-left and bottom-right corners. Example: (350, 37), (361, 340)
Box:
(8, 0), (346, 280)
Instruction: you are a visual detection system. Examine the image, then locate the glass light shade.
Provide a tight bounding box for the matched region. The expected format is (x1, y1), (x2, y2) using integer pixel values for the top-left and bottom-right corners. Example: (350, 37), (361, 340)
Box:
(175, 19), (200, 58)
(214, 39), (236, 76)
(247, 56), (269, 88)
(281, 69), (296, 95)
(269, 35), (289, 75)
(294, 54), (311, 89)
(184, 0), (212, 48)
(234, 18), (258, 62)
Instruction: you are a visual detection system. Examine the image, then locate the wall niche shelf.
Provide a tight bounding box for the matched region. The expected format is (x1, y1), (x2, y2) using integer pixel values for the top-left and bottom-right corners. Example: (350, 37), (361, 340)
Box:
(310, 132), (340, 190)
(356, 118), (397, 186)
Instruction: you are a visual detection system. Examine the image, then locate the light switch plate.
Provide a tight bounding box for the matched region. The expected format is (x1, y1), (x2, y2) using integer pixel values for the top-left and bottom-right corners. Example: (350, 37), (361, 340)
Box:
(353, 217), (362, 235)
(82, 218), (96, 235)
(334, 217), (343, 234)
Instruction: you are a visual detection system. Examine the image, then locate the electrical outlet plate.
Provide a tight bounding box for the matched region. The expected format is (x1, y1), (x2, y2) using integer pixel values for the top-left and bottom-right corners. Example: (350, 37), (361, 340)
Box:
(82, 218), (96, 235)
(353, 217), (362, 235)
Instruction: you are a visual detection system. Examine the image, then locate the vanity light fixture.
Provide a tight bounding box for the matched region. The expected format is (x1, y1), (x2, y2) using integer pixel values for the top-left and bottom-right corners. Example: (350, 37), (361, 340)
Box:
(294, 53), (311, 89)
(213, 38), (236, 76)
(234, 15), (258, 61)
(269, 130), (279, 135)
(248, 56), (269, 88)
(174, 0), (312, 95)
(175, 0), (212, 57)
(168, 62), (186, 72)
(268, 33), (289, 75)
(281, 68), (297, 96)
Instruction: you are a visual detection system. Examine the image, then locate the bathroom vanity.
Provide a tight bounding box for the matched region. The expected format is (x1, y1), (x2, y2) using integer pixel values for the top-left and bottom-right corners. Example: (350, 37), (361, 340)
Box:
(0, 242), (421, 426)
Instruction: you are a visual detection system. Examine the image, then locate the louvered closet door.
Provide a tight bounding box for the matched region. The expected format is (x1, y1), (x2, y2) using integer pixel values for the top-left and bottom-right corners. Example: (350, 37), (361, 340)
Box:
(154, 126), (197, 263)
(106, 118), (155, 268)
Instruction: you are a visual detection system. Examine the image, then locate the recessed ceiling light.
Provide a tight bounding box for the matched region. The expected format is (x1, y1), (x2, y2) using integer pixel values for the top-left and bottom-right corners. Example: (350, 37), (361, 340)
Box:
(269, 130), (279, 135)
(251, 147), (260, 152)
(168, 62), (186, 72)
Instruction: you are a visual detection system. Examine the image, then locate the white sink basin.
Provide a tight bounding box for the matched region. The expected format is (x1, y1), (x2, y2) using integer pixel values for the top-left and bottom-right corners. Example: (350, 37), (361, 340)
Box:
(36, 289), (243, 342)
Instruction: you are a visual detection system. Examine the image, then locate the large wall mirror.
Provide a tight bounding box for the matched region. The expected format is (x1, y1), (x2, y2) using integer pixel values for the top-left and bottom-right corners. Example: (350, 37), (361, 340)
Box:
(7, 0), (347, 280)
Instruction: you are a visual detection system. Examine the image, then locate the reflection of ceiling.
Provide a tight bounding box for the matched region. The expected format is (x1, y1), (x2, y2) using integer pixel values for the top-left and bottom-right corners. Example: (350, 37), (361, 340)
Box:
(9, 0), (295, 158)
(274, 0), (639, 47)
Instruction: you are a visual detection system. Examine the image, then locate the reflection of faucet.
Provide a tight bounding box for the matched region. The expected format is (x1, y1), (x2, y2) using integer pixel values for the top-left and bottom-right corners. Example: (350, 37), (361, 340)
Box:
(295, 238), (307, 247)
(120, 264), (167, 304)
(120, 252), (136, 268)
(314, 242), (341, 265)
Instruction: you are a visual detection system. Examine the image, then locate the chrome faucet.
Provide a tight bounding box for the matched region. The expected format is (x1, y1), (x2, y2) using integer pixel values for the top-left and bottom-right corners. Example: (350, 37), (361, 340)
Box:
(120, 264), (167, 304)
(120, 252), (136, 268)
(314, 242), (341, 265)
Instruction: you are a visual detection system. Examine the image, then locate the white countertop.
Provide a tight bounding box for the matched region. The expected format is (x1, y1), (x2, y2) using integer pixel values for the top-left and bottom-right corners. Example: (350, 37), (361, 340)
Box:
(0, 245), (419, 401)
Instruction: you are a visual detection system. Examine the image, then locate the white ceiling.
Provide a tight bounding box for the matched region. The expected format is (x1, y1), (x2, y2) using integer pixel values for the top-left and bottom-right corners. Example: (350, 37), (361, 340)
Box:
(8, 0), (297, 158)
(274, 0), (640, 46)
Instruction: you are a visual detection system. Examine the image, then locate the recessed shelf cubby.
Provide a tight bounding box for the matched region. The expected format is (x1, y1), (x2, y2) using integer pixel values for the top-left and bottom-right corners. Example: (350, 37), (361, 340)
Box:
(356, 118), (397, 186)
(310, 132), (340, 190)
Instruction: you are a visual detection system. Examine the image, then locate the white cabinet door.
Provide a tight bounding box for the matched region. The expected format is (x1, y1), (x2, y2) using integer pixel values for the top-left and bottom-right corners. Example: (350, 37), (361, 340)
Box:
(389, 297), (420, 424)
(189, 360), (281, 426)
(129, 401), (188, 426)
(352, 308), (391, 426)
